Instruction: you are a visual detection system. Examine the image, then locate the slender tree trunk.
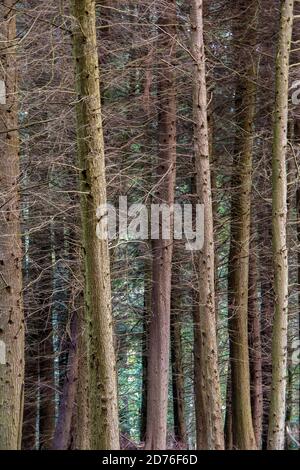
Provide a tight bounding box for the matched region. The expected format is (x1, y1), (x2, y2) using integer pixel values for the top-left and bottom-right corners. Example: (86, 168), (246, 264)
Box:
(285, 118), (298, 449)
(140, 252), (151, 442)
(268, 0), (294, 449)
(260, 201), (274, 448)
(71, 0), (119, 449)
(22, 338), (38, 450)
(224, 369), (233, 450)
(248, 230), (263, 448)
(70, 303), (90, 450)
(171, 285), (187, 447)
(145, 0), (177, 450)
(52, 313), (78, 449)
(38, 248), (55, 449)
(191, 0), (224, 450)
(0, 1), (25, 450)
(227, 0), (258, 450)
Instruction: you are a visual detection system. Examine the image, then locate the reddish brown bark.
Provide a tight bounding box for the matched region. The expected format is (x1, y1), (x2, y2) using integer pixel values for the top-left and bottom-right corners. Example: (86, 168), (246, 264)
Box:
(145, 0), (177, 450)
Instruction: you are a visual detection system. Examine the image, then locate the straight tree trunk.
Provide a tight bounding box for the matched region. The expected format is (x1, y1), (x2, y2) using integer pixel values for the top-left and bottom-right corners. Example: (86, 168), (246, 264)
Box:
(70, 304), (90, 450)
(268, 0), (294, 450)
(260, 201), (274, 448)
(224, 369), (233, 449)
(170, 284), (187, 447)
(52, 313), (78, 449)
(140, 252), (151, 442)
(0, 1), (25, 450)
(227, 0), (258, 450)
(71, 0), (119, 449)
(191, 0), (224, 450)
(145, 0), (177, 450)
(248, 231), (263, 448)
(38, 243), (55, 449)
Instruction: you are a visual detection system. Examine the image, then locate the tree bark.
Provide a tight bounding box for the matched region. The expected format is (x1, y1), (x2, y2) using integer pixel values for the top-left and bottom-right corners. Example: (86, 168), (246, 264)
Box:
(71, 0), (119, 449)
(191, 0), (224, 450)
(140, 251), (151, 442)
(171, 285), (187, 447)
(52, 313), (78, 449)
(227, 0), (258, 450)
(0, 0), (25, 450)
(268, 0), (294, 450)
(38, 243), (55, 449)
(145, 0), (177, 450)
(224, 368), (233, 450)
(248, 231), (263, 448)
(70, 304), (90, 450)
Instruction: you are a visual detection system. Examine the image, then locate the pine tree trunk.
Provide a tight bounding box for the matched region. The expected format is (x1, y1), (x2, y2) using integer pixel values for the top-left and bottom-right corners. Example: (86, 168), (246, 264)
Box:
(227, 0), (258, 450)
(70, 304), (90, 450)
(191, 0), (224, 450)
(145, 0), (177, 450)
(52, 313), (78, 449)
(38, 243), (55, 449)
(224, 369), (233, 449)
(71, 0), (119, 449)
(0, 1), (25, 450)
(248, 231), (263, 448)
(171, 285), (187, 447)
(268, 0), (294, 450)
(140, 251), (151, 443)
(260, 201), (274, 449)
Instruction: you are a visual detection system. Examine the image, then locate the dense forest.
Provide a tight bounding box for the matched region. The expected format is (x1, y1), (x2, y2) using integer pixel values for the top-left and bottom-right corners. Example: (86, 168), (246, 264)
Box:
(0, 0), (299, 452)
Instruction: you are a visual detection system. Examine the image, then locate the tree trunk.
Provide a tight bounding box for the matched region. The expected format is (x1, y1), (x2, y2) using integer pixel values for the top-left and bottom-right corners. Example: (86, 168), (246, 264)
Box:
(38, 242), (55, 449)
(140, 251), (151, 442)
(260, 201), (274, 448)
(70, 304), (90, 450)
(171, 285), (187, 447)
(52, 313), (78, 449)
(71, 0), (119, 449)
(268, 0), (294, 450)
(191, 0), (224, 450)
(227, 0), (258, 450)
(248, 231), (263, 448)
(0, 0), (25, 450)
(224, 368), (233, 450)
(145, 0), (177, 450)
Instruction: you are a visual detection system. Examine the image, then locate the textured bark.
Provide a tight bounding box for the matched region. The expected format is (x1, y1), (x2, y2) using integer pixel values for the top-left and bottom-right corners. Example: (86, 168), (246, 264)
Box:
(140, 253), (151, 442)
(52, 313), (78, 449)
(70, 306), (90, 450)
(71, 0), (119, 449)
(260, 202), (274, 448)
(248, 232), (263, 448)
(191, 0), (224, 450)
(256, 3), (278, 448)
(145, 0), (177, 450)
(38, 255), (55, 449)
(285, 117), (298, 449)
(0, 1), (25, 450)
(171, 287), (187, 447)
(22, 337), (38, 450)
(224, 369), (233, 450)
(227, 0), (258, 450)
(268, 0), (294, 449)
(209, 112), (219, 324)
